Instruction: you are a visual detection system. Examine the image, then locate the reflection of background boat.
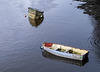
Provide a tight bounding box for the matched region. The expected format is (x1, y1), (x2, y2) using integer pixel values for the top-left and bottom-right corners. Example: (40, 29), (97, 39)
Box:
(28, 17), (44, 27)
(42, 50), (89, 66)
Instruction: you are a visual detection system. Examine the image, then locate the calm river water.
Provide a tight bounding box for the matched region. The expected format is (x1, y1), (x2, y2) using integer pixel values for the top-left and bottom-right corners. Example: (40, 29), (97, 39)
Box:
(0, 0), (100, 72)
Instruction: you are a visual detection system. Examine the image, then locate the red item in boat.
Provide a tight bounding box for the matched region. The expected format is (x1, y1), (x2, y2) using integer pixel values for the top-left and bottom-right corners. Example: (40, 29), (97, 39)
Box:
(44, 43), (53, 47)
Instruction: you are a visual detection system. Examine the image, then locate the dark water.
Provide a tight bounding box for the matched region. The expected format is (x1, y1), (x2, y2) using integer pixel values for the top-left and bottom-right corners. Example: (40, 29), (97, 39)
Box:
(0, 0), (100, 72)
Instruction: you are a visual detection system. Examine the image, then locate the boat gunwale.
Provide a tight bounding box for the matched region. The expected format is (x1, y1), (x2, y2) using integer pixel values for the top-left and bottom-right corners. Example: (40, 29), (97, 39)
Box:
(42, 42), (89, 55)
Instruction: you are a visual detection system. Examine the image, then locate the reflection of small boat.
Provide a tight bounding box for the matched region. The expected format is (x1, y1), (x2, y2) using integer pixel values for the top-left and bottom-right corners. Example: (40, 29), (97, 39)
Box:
(42, 42), (89, 61)
(42, 50), (88, 66)
(28, 7), (44, 19)
(28, 17), (44, 27)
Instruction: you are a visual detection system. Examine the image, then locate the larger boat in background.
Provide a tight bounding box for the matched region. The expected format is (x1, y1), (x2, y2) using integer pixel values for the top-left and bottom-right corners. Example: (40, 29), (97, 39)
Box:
(41, 42), (89, 61)
(28, 7), (44, 19)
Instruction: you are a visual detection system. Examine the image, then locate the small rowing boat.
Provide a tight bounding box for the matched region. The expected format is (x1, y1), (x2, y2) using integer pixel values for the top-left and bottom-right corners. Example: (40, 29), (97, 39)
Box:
(41, 42), (89, 61)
